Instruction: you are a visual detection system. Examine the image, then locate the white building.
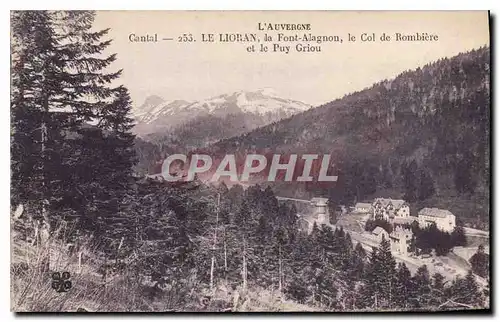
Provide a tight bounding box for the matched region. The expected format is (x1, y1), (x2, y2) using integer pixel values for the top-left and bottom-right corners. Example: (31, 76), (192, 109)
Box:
(372, 198), (410, 220)
(390, 226), (413, 256)
(310, 197), (329, 225)
(354, 202), (372, 213)
(372, 226), (389, 242)
(298, 197), (330, 234)
(417, 208), (456, 233)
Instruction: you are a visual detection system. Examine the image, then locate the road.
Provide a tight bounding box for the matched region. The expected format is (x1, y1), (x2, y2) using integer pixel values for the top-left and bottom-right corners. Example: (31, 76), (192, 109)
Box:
(276, 196), (312, 203)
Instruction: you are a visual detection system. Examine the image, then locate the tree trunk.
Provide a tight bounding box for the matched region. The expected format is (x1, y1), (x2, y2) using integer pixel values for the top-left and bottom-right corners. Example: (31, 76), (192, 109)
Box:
(40, 118), (51, 272)
(210, 193), (220, 290)
(210, 256), (215, 290)
(388, 279), (392, 308)
(278, 244), (282, 294)
(224, 227), (228, 276)
(242, 236), (247, 291)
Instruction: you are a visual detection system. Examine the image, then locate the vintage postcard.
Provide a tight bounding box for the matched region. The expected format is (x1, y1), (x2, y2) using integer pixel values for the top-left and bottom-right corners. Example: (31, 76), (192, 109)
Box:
(10, 11), (490, 313)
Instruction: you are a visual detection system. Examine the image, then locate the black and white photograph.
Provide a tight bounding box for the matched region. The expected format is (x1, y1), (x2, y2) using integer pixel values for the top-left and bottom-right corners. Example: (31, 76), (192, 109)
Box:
(9, 10), (491, 313)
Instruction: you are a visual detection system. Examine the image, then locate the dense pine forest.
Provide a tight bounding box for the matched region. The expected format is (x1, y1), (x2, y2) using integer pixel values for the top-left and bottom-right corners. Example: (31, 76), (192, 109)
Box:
(10, 11), (489, 312)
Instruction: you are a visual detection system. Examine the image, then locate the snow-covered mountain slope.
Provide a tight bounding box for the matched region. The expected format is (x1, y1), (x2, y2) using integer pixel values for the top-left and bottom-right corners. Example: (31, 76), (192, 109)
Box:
(132, 89), (312, 137)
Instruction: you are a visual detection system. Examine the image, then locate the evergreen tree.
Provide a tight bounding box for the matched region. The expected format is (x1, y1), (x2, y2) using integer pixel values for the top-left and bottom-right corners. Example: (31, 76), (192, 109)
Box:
(11, 11), (66, 233)
(255, 216), (271, 244)
(430, 273), (446, 307)
(434, 231), (453, 256)
(375, 237), (398, 308)
(394, 263), (413, 309)
(381, 162), (394, 188)
(286, 234), (314, 303)
(319, 226), (338, 267)
(349, 242), (366, 280)
(402, 160), (418, 202)
(262, 186), (279, 217)
(360, 165), (378, 197)
(451, 225), (467, 247)
(142, 211), (192, 291)
(469, 244), (489, 278)
(356, 247), (378, 309)
(58, 11), (135, 239)
(414, 223), (454, 255)
(449, 270), (484, 308)
(234, 198), (251, 228)
(314, 267), (338, 309)
(454, 154), (476, 194)
(410, 265), (432, 308)
(338, 232), (354, 270)
(11, 11), (136, 245)
(359, 238), (397, 309)
(418, 167), (435, 201)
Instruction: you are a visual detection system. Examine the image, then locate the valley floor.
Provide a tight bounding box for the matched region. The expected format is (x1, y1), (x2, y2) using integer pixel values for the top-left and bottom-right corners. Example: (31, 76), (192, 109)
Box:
(333, 213), (489, 286)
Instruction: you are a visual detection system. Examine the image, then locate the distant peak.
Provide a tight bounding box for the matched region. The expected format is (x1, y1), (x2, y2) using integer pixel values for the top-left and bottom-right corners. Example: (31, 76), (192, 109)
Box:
(142, 95), (165, 107)
(169, 99), (191, 106)
(256, 87), (278, 97)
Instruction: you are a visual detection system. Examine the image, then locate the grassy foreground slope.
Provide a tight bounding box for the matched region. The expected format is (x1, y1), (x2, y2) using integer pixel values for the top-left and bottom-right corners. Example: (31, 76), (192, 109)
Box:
(11, 224), (317, 312)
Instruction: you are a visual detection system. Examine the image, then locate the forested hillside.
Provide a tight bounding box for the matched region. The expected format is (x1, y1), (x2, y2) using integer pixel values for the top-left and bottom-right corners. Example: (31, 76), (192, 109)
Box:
(12, 178), (489, 311)
(212, 47), (490, 228)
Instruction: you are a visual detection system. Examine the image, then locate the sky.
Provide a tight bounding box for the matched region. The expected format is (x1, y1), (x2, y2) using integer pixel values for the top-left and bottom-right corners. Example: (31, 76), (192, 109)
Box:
(93, 11), (490, 107)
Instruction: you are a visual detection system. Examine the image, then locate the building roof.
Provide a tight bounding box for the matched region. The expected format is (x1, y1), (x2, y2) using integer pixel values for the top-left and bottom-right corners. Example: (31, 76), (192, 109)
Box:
(311, 197), (328, 202)
(373, 198), (407, 209)
(392, 216), (418, 225)
(418, 208), (455, 219)
(311, 197), (329, 205)
(390, 226), (413, 239)
(372, 227), (388, 236)
(355, 202), (372, 209)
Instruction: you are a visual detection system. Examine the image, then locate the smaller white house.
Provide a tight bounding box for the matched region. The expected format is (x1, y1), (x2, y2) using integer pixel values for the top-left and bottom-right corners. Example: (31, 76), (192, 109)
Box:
(390, 226), (413, 256)
(418, 208), (456, 233)
(372, 226), (390, 242)
(297, 197), (330, 234)
(310, 197), (329, 225)
(354, 202), (372, 213)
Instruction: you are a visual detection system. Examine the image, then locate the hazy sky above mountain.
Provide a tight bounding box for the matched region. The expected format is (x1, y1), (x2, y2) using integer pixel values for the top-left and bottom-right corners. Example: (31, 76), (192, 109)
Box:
(94, 11), (489, 107)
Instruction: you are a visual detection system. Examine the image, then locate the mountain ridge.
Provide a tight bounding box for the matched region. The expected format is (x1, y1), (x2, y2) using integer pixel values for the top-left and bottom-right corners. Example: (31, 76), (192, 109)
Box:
(132, 89), (312, 138)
